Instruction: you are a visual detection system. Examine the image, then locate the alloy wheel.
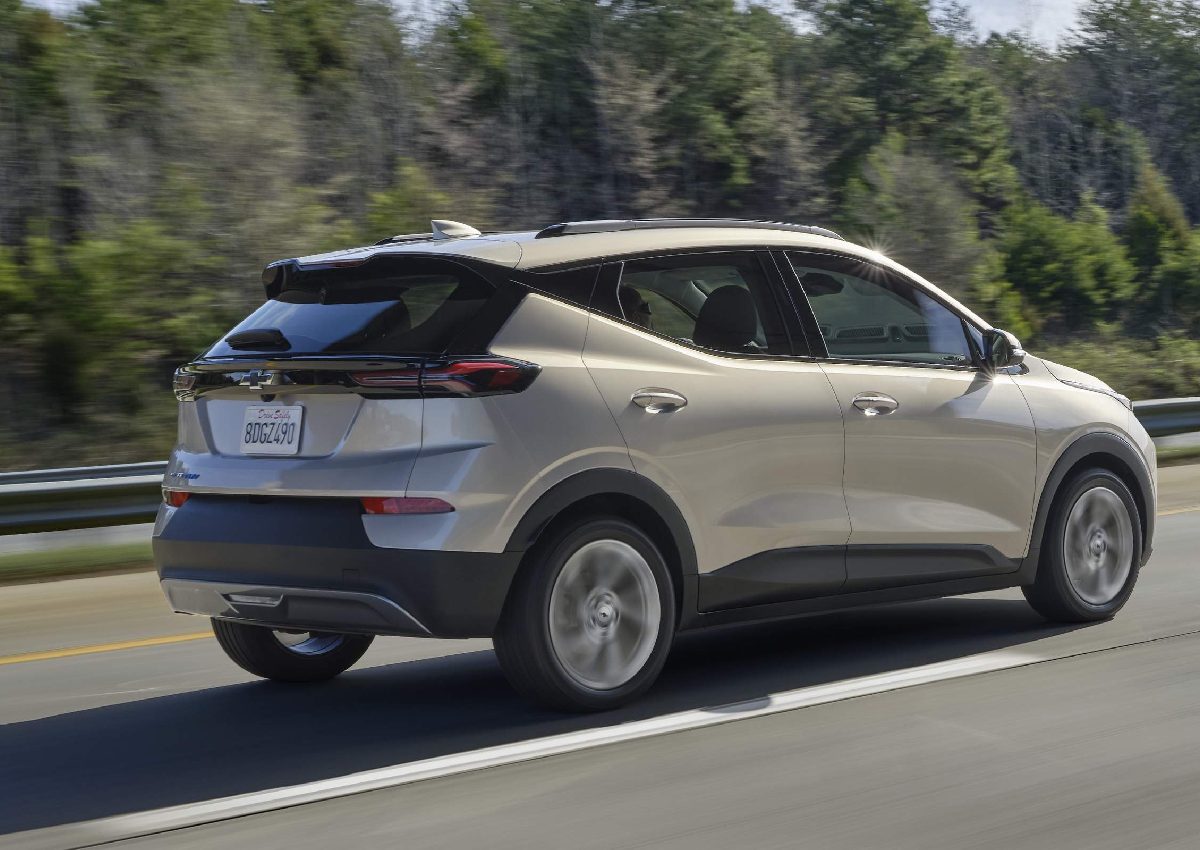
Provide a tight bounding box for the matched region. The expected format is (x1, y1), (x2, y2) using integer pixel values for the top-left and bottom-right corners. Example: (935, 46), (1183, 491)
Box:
(548, 539), (663, 691)
(1062, 485), (1134, 606)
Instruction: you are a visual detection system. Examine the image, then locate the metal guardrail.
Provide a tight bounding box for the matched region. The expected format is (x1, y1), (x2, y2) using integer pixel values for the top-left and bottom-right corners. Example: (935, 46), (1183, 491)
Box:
(0, 398), (1197, 537)
(0, 462), (167, 535)
(1131, 397), (1200, 438)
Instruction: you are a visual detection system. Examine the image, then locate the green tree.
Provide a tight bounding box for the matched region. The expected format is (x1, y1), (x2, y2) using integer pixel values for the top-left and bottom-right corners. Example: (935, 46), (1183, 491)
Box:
(841, 132), (988, 296)
(0, 1), (75, 243)
(799, 0), (1016, 213)
(1075, 0), (1200, 219)
(365, 159), (491, 240)
(1124, 161), (1192, 326)
(977, 33), (1145, 223)
(997, 196), (1135, 334)
(1149, 232), (1200, 334)
(1126, 162), (1190, 276)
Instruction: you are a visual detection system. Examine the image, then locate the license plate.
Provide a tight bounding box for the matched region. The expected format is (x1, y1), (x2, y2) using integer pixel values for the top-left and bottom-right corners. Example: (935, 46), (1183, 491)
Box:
(240, 406), (303, 456)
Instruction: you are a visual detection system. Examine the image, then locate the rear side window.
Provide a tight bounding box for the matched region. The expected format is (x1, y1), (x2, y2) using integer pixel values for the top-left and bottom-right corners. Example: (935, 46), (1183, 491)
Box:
(518, 265), (599, 308)
(206, 256), (496, 357)
(605, 252), (790, 357)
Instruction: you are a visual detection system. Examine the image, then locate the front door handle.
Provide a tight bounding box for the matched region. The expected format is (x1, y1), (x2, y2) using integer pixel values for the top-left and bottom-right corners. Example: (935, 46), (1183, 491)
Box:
(851, 392), (899, 416)
(632, 388), (688, 414)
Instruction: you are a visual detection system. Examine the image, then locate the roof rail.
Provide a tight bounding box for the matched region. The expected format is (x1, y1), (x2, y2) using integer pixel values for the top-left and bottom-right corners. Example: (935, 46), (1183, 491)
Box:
(533, 218), (844, 241)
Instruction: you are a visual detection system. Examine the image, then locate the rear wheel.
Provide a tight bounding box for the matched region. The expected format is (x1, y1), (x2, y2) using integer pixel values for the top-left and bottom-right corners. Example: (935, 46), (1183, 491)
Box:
(211, 619), (374, 682)
(1023, 468), (1142, 622)
(494, 517), (676, 712)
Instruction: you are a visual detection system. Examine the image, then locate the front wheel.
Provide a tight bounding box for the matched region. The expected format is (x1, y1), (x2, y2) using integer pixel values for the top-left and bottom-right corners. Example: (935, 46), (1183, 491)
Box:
(1023, 468), (1142, 622)
(494, 517), (676, 712)
(212, 619), (374, 682)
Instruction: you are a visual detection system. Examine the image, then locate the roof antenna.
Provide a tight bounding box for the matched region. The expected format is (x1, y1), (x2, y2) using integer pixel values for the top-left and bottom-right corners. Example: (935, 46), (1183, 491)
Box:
(430, 220), (482, 240)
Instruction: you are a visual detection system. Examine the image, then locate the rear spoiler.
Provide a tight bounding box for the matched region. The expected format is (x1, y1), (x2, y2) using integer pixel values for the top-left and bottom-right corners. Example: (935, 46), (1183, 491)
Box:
(259, 251), (504, 300)
(260, 257), (369, 299)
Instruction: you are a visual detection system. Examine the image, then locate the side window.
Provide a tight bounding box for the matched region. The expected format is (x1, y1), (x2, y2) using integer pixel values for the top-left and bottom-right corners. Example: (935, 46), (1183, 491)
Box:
(519, 265), (599, 309)
(612, 252), (789, 356)
(787, 253), (972, 366)
(965, 322), (986, 360)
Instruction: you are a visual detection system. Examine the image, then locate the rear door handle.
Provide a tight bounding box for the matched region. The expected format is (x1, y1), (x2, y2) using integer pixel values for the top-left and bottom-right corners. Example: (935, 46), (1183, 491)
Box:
(632, 388), (688, 414)
(851, 392), (899, 416)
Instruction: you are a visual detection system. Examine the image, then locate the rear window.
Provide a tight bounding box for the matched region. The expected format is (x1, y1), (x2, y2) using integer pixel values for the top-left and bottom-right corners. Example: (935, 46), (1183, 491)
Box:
(206, 256), (496, 357)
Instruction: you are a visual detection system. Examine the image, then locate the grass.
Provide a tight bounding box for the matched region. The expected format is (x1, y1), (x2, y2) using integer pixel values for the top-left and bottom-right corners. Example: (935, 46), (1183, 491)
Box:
(1158, 444), (1200, 468)
(0, 541), (153, 586)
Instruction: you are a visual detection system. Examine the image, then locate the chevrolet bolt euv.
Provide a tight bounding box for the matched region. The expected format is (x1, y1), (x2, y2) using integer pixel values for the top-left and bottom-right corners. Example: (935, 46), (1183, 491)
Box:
(155, 218), (1155, 711)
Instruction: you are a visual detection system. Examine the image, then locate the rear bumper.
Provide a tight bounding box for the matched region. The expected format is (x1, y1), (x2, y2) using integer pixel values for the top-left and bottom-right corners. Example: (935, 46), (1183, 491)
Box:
(153, 495), (522, 638)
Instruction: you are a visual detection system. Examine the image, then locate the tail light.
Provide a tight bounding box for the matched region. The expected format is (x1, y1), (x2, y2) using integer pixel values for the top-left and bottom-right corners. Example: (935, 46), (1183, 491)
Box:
(361, 496), (454, 515)
(350, 357), (539, 397)
(163, 489), (190, 508)
(173, 356), (538, 400)
(421, 359), (539, 396)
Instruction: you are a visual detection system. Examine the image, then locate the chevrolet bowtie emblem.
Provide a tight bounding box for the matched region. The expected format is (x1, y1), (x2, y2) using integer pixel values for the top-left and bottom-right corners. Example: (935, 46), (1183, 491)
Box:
(238, 369), (280, 390)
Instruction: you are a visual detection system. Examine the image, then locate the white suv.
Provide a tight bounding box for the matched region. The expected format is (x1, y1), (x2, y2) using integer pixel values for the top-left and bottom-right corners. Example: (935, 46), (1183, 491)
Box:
(156, 219), (1156, 711)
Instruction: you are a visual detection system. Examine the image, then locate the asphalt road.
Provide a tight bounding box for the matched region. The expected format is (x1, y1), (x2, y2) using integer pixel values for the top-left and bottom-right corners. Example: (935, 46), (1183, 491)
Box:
(2, 466), (1199, 849)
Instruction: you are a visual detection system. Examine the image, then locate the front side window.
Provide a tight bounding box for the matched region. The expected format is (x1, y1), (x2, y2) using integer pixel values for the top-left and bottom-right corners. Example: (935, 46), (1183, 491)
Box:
(612, 252), (789, 356)
(787, 252), (973, 366)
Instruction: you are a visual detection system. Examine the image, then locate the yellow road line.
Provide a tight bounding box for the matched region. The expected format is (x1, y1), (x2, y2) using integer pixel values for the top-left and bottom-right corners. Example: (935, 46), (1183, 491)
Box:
(0, 631), (212, 667)
(1159, 505), (1200, 517)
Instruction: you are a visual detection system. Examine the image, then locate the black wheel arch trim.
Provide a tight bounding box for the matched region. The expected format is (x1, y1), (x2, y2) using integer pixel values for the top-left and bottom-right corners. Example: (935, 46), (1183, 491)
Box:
(503, 468), (700, 620)
(1024, 430), (1154, 579)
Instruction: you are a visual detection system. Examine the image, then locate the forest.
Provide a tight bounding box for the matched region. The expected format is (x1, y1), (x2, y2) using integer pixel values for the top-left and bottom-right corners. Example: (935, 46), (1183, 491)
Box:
(2, 0), (1200, 469)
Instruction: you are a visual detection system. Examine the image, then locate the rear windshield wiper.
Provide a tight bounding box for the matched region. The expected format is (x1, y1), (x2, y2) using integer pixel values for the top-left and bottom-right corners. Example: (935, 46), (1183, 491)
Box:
(225, 328), (291, 351)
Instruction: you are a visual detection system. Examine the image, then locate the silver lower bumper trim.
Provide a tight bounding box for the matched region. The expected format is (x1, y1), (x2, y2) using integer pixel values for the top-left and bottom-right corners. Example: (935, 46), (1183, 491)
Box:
(161, 579), (431, 636)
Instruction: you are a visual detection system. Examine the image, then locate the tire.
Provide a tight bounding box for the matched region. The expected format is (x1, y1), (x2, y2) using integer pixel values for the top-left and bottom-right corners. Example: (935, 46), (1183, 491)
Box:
(494, 516), (676, 712)
(1023, 468), (1142, 623)
(211, 619), (374, 682)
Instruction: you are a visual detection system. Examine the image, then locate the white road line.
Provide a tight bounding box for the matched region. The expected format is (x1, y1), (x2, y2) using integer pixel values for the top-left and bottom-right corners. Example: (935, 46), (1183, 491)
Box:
(14, 648), (1041, 850)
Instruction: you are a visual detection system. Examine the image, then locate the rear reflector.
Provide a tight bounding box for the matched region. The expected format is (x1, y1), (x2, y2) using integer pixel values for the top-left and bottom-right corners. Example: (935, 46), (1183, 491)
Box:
(163, 489), (190, 508)
(361, 496), (454, 515)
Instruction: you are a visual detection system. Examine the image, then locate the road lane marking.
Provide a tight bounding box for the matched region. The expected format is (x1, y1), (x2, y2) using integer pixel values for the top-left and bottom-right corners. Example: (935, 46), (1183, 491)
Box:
(17, 649), (1040, 849)
(17, 630), (1200, 849)
(0, 632), (211, 667)
(1158, 505), (1200, 517)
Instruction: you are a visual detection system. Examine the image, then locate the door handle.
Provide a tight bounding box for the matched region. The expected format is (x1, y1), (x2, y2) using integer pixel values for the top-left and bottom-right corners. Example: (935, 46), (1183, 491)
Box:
(631, 388), (688, 414)
(851, 392), (899, 416)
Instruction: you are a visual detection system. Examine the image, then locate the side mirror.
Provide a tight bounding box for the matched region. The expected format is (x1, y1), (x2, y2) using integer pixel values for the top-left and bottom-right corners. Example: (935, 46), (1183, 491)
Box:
(983, 328), (1025, 372)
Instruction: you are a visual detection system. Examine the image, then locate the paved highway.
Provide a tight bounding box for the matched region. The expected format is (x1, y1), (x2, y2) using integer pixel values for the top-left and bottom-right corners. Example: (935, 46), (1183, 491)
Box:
(2, 466), (1199, 849)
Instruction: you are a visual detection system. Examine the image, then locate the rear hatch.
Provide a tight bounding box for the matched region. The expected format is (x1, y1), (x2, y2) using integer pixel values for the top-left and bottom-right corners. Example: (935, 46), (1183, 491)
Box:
(169, 253), (523, 497)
